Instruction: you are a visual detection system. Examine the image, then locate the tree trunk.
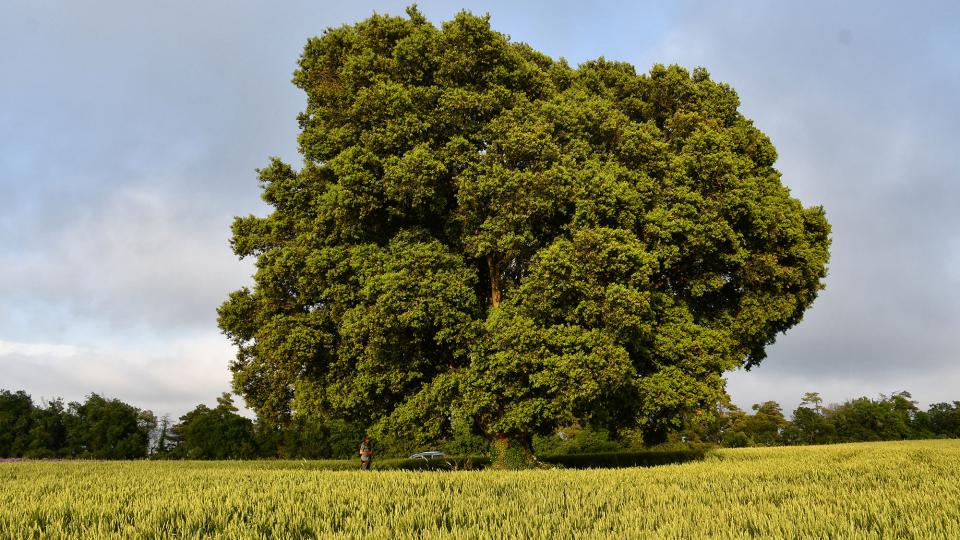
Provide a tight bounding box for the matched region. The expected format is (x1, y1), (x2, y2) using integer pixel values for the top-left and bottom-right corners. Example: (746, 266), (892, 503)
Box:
(490, 433), (536, 469)
(491, 434), (510, 469)
(487, 254), (501, 308)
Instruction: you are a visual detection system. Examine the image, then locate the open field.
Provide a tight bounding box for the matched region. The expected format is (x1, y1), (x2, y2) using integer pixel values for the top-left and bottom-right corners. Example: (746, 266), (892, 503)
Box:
(2, 440), (958, 539)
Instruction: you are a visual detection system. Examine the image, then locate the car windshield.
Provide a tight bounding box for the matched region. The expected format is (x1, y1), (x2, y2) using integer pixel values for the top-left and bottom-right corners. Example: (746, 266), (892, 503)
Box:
(411, 451), (443, 458)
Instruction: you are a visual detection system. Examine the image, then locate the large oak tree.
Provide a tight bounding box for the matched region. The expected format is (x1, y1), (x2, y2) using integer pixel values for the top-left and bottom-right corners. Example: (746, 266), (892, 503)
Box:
(218, 7), (830, 459)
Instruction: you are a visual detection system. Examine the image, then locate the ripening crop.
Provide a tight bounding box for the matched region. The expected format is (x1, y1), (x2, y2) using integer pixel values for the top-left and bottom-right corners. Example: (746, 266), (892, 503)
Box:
(1, 440), (958, 538)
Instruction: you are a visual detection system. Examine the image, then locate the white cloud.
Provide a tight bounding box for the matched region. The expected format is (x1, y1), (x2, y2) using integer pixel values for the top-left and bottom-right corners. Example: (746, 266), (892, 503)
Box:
(0, 341), (78, 358)
(0, 334), (249, 418)
(0, 184), (256, 342)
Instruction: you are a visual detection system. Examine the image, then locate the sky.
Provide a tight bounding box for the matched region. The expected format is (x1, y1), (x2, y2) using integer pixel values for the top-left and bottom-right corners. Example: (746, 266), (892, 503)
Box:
(2, 0), (958, 419)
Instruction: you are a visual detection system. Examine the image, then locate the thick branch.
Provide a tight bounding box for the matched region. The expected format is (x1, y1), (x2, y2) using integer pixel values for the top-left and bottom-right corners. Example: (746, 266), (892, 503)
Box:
(487, 254), (501, 308)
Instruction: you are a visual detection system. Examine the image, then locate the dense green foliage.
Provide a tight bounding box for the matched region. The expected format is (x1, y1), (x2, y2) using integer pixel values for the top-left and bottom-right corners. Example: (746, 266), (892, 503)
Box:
(532, 424), (623, 455)
(925, 401), (960, 437)
(169, 394), (258, 459)
(217, 7), (831, 455)
(256, 417), (367, 460)
(0, 390), (154, 459)
(3, 441), (958, 537)
(0, 391), (34, 457)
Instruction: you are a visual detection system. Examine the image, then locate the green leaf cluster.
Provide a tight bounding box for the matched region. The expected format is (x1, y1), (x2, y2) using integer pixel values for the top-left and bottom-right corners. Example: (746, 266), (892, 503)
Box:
(218, 7), (831, 449)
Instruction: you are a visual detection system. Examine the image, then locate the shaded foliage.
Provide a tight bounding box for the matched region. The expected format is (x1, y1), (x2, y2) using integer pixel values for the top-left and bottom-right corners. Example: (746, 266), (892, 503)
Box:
(0, 390), (154, 459)
(533, 425), (623, 455)
(540, 448), (707, 469)
(170, 394), (258, 459)
(0, 390), (34, 457)
(926, 402), (960, 438)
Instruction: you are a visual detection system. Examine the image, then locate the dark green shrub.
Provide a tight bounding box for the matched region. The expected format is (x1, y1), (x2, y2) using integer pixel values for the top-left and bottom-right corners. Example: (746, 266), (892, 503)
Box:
(533, 426), (624, 455)
(539, 449), (707, 469)
(723, 431), (751, 448)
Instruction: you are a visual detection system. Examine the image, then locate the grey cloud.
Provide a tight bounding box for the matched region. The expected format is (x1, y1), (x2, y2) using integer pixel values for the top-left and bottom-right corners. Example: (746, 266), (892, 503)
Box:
(656, 1), (960, 408)
(0, 185), (256, 340)
(1, 1), (298, 340)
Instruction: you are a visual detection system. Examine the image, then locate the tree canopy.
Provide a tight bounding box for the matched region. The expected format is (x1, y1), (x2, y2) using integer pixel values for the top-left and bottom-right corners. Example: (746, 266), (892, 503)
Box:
(0, 390), (155, 459)
(218, 7), (831, 456)
(171, 393), (258, 459)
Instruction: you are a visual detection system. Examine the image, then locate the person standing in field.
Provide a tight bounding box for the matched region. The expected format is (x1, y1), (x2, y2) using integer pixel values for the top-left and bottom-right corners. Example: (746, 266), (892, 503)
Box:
(359, 436), (374, 470)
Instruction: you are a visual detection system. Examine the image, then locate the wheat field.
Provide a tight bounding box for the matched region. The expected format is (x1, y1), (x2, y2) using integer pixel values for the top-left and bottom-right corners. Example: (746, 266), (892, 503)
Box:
(2, 440), (958, 539)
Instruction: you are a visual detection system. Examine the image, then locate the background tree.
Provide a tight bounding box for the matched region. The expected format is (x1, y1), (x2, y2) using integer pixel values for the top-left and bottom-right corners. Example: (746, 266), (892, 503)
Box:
(671, 394), (741, 445)
(800, 392), (823, 414)
(745, 401), (788, 445)
(0, 390), (34, 457)
(829, 393), (919, 442)
(533, 424), (624, 455)
(218, 7), (831, 464)
(151, 414), (174, 457)
(25, 398), (68, 458)
(927, 402), (960, 438)
(172, 393), (258, 459)
(64, 394), (155, 459)
(784, 401), (835, 445)
(720, 404), (752, 448)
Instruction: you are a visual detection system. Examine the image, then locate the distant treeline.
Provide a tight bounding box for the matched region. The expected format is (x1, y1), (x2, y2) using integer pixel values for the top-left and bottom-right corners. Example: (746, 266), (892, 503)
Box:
(0, 390), (371, 460)
(1, 389), (958, 459)
(675, 391), (960, 448)
(0, 391), (155, 459)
